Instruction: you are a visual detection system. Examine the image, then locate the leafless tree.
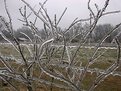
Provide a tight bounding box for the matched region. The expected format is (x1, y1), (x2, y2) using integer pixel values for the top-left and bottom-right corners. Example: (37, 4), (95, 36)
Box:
(0, 0), (121, 91)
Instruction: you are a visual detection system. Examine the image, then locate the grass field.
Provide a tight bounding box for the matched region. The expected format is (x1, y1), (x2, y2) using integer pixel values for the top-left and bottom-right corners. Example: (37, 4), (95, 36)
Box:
(0, 43), (121, 91)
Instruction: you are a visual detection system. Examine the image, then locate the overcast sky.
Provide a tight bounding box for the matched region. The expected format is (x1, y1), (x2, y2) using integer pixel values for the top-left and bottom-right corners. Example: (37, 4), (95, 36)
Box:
(0, 0), (121, 30)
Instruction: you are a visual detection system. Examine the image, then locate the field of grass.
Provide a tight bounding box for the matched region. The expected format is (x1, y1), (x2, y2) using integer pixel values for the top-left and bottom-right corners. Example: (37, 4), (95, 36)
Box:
(0, 44), (121, 91)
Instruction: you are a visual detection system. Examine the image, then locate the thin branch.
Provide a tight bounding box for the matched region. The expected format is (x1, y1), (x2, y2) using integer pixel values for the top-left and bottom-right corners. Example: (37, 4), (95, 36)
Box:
(21, 0), (50, 28)
(88, 0), (95, 19)
(57, 7), (67, 25)
(0, 75), (18, 91)
(4, 0), (13, 34)
(89, 37), (120, 91)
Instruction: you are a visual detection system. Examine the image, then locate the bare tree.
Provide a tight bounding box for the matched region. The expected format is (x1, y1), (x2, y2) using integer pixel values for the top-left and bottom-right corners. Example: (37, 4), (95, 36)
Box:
(0, 0), (121, 91)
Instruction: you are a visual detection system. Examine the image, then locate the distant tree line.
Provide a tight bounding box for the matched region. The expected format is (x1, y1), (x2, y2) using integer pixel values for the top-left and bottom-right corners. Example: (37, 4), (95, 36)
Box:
(0, 23), (121, 43)
(64, 23), (121, 43)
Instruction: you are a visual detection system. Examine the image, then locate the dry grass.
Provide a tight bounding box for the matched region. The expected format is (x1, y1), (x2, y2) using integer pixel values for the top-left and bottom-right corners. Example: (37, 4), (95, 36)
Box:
(0, 44), (121, 91)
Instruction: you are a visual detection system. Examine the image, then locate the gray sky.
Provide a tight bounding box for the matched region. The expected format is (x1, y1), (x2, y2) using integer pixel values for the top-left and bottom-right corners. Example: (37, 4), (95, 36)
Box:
(0, 0), (121, 30)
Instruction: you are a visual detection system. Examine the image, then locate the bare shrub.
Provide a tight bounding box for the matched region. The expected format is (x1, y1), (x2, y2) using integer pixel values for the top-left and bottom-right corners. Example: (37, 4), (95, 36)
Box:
(0, 0), (121, 91)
